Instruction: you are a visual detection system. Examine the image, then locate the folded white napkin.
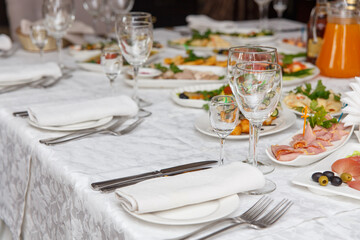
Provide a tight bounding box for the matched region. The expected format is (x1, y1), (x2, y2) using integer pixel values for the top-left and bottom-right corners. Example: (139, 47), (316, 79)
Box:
(186, 15), (237, 32)
(0, 34), (12, 51)
(21, 19), (95, 45)
(28, 95), (138, 127)
(0, 62), (62, 83)
(115, 162), (265, 214)
(342, 77), (360, 127)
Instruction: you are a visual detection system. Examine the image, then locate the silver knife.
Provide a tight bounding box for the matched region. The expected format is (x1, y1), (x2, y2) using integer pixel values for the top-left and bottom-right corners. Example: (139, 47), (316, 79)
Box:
(91, 160), (218, 190)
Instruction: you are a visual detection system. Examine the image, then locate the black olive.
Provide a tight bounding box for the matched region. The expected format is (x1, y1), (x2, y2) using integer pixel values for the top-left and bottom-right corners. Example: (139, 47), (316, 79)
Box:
(312, 172), (323, 182)
(179, 93), (189, 99)
(331, 176), (342, 186)
(323, 171), (335, 181)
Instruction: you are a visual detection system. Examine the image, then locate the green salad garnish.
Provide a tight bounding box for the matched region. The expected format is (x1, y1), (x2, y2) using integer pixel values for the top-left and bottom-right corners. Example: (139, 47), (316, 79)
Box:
(292, 80), (341, 101)
(307, 101), (338, 128)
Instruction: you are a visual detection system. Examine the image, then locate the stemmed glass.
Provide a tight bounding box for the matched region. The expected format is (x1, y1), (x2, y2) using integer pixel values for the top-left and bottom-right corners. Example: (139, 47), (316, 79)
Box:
(101, 46), (123, 93)
(116, 19), (153, 106)
(233, 62), (282, 194)
(227, 46), (278, 174)
(254, 0), (273, 30)
(209, 95), (239, 166)
(83, 0), (103, 30)
(109, 0), (135, 15)
(43, 0), (75, 67)
(29, 22), (49, 59)
(273, 0), (288, 18)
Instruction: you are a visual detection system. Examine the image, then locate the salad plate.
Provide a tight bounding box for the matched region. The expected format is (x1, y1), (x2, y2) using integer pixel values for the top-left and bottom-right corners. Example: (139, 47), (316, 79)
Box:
(282, 62), (320, 86)
(125, 66), (226, 88)
(123, 194), (239, 225)
(266, 125), (355, 167)
(292, 142), (360, 200)
(28, 116), (113, 131)
(194, 110), (296, 140)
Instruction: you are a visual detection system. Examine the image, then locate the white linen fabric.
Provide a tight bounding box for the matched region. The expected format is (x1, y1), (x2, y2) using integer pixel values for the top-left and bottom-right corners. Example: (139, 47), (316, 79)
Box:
(28, 95), (138, 126)
(342, 77), (360, 126)
(0, 34), (12, 51)
(0, 62), (62, 83)
(116, 162), (265, 213)
(186, 15), (236, 32)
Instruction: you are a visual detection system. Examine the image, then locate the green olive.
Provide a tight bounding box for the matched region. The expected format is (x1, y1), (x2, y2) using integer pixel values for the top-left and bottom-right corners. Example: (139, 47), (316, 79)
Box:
(340, 173), (352, 183)
(318, 176), (329, 186)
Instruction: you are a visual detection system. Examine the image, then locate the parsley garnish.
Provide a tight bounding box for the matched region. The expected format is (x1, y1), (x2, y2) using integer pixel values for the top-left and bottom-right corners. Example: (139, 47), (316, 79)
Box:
(307, 101), (338, 128)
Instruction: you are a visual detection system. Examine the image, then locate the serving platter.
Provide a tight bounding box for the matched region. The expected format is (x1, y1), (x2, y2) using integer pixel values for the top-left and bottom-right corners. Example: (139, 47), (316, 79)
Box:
(282, 62), (320, 86)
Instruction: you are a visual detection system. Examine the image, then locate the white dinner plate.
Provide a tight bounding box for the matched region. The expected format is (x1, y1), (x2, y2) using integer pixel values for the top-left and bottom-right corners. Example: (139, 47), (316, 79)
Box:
(292, 142), (360, 200)
(194, 110), (296, 140)
(171, 83), (226, 108)
(123, 194), (239, 225)
(266, 125), (355, 167)
(125, 66), (226, 89)
(282, 62), (320, 87)
(28, 116), (113, 131)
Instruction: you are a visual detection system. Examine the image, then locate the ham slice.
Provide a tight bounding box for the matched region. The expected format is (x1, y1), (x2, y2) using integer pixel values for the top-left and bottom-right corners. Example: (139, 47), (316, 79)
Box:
(331, 156), (360, 178)
(271, 145), (305, 161)
(348, 180), (360, 191)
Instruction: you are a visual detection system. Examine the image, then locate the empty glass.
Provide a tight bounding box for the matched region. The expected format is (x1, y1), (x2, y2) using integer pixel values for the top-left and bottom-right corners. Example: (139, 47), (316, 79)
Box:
(273, 0), (288, 18)
(254, 0), (273, 30)
(101, 46), (122, 92)
(43, 0), (75, 67)
(227, 46), (278, 174)
(29, 22), (48, 59)
(83, 0), (103, 30)
(233, 62), (282, 194)
(116, 19), (153, 105)
(109, 0), (135, 15)
(209, 95), (239, 166)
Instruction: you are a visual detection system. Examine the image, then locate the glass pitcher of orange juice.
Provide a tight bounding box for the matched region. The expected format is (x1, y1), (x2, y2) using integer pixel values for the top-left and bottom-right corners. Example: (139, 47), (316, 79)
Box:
(316, 0), (360, 78)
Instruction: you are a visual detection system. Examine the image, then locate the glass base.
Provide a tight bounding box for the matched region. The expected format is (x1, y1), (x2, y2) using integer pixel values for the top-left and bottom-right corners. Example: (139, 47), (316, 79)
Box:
(242, 160), (275, 175)
(245, 179), (276, 195)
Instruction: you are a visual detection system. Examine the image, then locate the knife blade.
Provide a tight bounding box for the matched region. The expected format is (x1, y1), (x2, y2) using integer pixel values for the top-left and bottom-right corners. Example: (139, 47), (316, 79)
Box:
(91, 160), (218, 190)
(99, 167), (212, 193)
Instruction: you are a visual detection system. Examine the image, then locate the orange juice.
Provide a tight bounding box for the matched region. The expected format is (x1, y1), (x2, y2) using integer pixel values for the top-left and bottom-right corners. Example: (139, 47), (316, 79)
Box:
(316, 17), (360, 78)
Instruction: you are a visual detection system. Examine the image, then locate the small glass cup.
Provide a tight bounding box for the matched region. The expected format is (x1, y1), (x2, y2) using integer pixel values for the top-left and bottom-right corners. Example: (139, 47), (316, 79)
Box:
(101, 46), (123, 93)
(29, 22), (49, 59)
(209, 95), (239, 165)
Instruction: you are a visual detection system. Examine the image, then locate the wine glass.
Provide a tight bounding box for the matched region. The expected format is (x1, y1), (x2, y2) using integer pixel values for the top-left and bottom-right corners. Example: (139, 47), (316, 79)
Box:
(209, 95), (239, 166)
(273, 0), (288, 18)
(233, 61), (282, 194)
(83, 0), (103, 30)
(227, 46), (278, 174)
(120, 12), (153, 25)
(101, 46), (122, 93)
(254, 0), (273, 30)
(29, 22), (49, 59)
(109, 0), (135, 15)
(43, 0), (75, 68)
(116, 20), (153, 106)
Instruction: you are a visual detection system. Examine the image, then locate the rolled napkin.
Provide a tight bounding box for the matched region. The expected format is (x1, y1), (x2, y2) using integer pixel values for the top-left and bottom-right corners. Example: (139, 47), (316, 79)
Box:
(0, 34), (12, 51)
(115, 162), (265, 214)
(342, 77), (360, 127)
(28, 95), (138, 126)
(186, 15), (237, 32)
(0, 62), (62, 83)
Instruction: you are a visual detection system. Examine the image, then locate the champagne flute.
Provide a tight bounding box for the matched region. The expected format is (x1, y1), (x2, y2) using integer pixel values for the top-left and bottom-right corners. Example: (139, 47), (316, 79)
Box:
(43, 0), (75, 68)
(29, 22), (49, 59)
(273, 0), (288, 18)
(227, 46), (278, 174)
(233, 61), (282, 194)
(116, 20), (153, 106)
(254, 0), (273, 30)
(101, 46), (122, 93)
(209, 95), (239, 166)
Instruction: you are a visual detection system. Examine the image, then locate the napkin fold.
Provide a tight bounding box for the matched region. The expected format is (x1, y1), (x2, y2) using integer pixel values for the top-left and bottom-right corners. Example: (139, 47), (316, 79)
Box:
(28, 95), (138, 127)
(115, 162), (265, 214)
(0, 34), (12, 51)
(0, 62), (62, 83)
(186, 15), (237, 32)
(342, 77), (360, 127)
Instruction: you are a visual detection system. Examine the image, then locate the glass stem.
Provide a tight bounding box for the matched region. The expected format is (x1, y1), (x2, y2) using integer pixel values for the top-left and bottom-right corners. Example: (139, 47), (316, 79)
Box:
(132, 65), (139, 105)
(40, 48), (44, 60)
(247, 124), (254, 164)
(56, 37), (63, 68)
(219, 137), (225, 165)
(250, 121), (262, 168)
(258, 4), (265, 29)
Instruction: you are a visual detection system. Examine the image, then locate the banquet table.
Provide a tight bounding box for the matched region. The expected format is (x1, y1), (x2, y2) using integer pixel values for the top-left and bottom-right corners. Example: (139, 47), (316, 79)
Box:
(1, 18), (360, 240)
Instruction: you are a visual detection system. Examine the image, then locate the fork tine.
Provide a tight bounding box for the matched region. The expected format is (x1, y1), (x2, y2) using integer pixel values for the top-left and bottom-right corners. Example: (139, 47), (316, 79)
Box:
(259, 199), (288, 223)
(267, 201), (293, 225)
(241, 196), (269, 217)
(241, 197), (273, 220)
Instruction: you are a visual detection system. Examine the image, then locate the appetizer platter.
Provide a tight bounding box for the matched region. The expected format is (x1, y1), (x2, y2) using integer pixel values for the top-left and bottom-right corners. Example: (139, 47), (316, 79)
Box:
(124, 65), (226, 88)
(292, 142), (360, 200)
(217, 28), (277, 44)
(283, 80), (342, 116)
(266, 106), (354, 166)
(162, 50), (227, 67)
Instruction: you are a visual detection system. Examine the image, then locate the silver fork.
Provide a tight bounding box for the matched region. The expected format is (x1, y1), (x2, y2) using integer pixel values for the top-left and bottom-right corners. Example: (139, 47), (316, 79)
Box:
(40, 117), (144, 145)
(198, 199), (293, 240)
(171, 196), (273, 240)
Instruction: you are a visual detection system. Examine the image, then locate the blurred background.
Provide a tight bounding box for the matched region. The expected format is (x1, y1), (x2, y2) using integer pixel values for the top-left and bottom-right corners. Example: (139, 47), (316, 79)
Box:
(0, 0), (316, 39)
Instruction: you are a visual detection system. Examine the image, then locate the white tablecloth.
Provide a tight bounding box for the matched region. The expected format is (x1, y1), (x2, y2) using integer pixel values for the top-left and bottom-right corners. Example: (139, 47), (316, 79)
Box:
(1, 19), (360, 240)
